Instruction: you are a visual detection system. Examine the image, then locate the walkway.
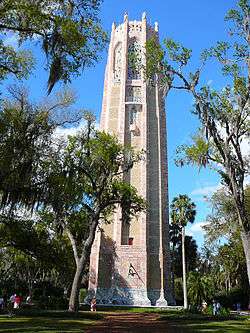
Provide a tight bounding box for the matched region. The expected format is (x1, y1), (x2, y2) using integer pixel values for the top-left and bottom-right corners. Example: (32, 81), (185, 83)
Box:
(86, 312), (182, 333)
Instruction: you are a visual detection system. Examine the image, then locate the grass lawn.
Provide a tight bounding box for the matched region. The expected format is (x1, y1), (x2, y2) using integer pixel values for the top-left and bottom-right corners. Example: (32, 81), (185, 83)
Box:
(159, 311), (250, 332)
(0, 309), (249, 332)
(0, 311), (102, 333)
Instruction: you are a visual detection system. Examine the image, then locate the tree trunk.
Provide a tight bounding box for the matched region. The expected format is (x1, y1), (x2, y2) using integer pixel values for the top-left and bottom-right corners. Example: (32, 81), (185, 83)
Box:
(67, 216), (99, 312)
(182, 226), (188, 309)
(241, 230), (250, 288)
(68, 260), (85, 312)
(172, 245), (175, 301)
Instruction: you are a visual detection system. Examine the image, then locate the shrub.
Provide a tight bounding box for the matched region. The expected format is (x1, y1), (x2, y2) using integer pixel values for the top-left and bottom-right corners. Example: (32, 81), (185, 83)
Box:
(203, 304), (213, 315)
(79, 289), (87, 303)
(215, 288), (249, 309)
(219, 307), (230, 317)
(36, 296), (68, 310)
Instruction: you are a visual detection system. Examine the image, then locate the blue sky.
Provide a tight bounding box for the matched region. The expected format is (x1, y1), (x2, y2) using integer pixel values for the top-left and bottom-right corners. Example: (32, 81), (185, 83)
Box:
(2, 0), (240, 248)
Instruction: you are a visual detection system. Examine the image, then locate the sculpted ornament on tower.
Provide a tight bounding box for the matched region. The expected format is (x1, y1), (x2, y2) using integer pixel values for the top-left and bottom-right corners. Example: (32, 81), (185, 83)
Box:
(114, 43), (122, 82)
(127, 40), (142, 80)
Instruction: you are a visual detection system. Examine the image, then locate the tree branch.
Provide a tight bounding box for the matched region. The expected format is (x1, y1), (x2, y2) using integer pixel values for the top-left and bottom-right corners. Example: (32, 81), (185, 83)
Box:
(0, 64), (21, 75)
(0, 24), (44, 37)
(66, 227), (79, 266)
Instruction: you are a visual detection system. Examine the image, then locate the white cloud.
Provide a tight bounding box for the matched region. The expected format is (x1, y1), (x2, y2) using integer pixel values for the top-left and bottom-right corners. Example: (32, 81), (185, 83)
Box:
(191, 184), (220, 196)
(53, 118), (100, 140)
(185, 229), (193, 237)
(189, 221), (207, 234)
(53, 121), (87, 139)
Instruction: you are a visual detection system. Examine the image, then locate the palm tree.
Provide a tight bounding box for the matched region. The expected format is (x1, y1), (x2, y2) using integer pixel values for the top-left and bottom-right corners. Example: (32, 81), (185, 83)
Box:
(170, 194), (196, 309)
(187, 271), (214, 307)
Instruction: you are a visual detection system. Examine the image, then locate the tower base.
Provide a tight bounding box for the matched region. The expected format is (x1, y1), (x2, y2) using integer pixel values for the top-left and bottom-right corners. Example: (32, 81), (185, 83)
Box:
(86, 287), (151, 306)
(155, 289), (168, 307)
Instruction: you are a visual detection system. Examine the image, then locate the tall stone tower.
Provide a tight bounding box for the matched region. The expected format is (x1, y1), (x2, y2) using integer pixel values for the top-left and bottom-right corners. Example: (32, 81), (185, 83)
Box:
(87, 13), (173, 306)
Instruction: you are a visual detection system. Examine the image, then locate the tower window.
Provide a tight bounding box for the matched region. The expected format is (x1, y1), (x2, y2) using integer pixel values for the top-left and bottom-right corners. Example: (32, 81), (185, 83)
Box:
(130, 105), (137, 124)
(128, 237), (134, 245)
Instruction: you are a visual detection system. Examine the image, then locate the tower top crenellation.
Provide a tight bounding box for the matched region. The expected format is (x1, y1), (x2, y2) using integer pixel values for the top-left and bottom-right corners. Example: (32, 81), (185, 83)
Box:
(124, 12), (128, 22)
(112, 13), (158, 36)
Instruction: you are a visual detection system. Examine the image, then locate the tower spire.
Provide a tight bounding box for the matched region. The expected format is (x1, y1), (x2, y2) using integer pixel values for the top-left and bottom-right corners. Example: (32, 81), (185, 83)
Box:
(124, 12), (128, 22)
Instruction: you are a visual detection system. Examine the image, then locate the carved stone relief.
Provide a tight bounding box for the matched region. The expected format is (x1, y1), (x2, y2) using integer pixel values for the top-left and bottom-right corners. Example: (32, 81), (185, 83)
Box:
(127, 40), (142, 80)
(128, 22), (142, 38)
(113, 43), (122, 82)
(126, 86), (142, 103)
(126, 104), (142, 136)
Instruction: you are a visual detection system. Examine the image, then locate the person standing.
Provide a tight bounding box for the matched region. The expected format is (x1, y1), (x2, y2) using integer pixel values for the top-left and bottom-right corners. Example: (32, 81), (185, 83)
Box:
(26, 294), (32, 304)
(8, 293), (16, 316)
(212, 300), (217, 315)
(14, 295), (21, 309)
(201, 300), (207, 313)
(216, 301), (221, 315)
(0, 296), (4, 310)
(90, 297), (97, 312)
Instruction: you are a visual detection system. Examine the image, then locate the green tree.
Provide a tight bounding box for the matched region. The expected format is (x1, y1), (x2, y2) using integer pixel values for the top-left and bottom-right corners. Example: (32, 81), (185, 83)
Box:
(187, 271), (214, 307)
(173, 235), (199, 277)
(0, 85), (80, 210)
(169, 222), (181, 299)
(170, 223), (198, 302)
(0, 220), (75, 296)
(41, 115), (146, 312)
(146, 0), (250, 287)
(0, 42), (33, 82)
(170, 194), (196, 309)
(0, 85), (81, 297)
(204, 186), (250, 243)
(0, 87), (145, 312)
(202, 186), (249, 294)
(0, 0), (107, 92)
(216, 235), (247, 292)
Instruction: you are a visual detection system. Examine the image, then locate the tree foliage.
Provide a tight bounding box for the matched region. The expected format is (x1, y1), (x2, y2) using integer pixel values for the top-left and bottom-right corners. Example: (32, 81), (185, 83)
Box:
(0, 223), (75, 295)
(0, 0), (108, 92)
(204, 186), (250, 243)
(170, 195), (196, 228)
(0, 87), (146, 311)
(146, 0), (250, 286)
(40, 116), (146, 311)
(0, 85), (81, 210)
(170, 194), (196, 309)
(172, 235), (199, 277)
(0, 41), (34, 81)
(187, 271), (214, 306)
(146, 0), (249, 231)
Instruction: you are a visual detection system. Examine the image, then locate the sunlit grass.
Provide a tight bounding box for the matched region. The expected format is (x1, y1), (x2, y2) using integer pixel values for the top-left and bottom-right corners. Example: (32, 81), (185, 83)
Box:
(159, 311), (250, 332)
(0, 313), (100, 333)
(0, 309), (249, 332)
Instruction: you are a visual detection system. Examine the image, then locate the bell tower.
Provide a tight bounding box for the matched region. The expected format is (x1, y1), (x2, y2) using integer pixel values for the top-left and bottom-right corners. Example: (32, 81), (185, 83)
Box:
(87, 13), (173, 306)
